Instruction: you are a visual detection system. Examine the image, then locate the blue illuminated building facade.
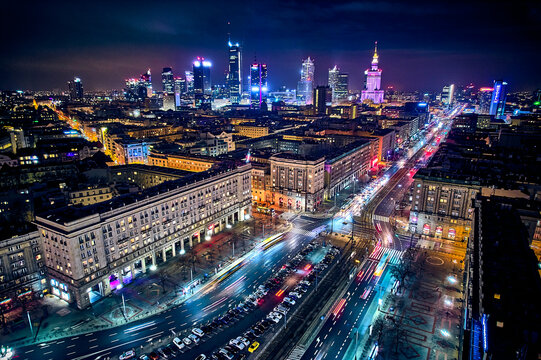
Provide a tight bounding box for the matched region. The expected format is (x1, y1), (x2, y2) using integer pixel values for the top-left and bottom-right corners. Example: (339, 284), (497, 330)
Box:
(193, 57), (212, 108)
(227, 41), (242, 104)
(489, 80), (507, 119)
(250, 63), (268, 109)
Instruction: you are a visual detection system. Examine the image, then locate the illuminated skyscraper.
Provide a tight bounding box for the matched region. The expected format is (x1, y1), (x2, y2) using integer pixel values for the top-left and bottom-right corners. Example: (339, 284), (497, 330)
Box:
(328, 66), (348, 102)
(489, 80), (508, 119)
(441, 84), (455, 108)
(360, 42), (384, 104)
(174, 76), (185, 108)
(297, 57), (315, 104)
(335, 73), (349, 102)
(67, 77), (84, 100)
(185, 71), (194, 95)
(227, 41), (242, 104)
(328, 66), (339, 100)
(250, 63), (268, 109)
(193, 58), (212, 108)
(478, 87), (493, 114)
(161, 67), (174, 95)
(140, 69), (152, 98)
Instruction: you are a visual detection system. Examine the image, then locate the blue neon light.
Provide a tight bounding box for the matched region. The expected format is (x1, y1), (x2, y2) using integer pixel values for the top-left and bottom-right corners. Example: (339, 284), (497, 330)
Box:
(482, 314), (488, 352)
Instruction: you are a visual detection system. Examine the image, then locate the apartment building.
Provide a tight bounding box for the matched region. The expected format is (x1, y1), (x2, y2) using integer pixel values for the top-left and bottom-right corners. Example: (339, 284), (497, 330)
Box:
(0, 232), (46, 304)
(148, 151), (218, 172)
(236, 125), (269, 139)
(35, 163), (252, 309)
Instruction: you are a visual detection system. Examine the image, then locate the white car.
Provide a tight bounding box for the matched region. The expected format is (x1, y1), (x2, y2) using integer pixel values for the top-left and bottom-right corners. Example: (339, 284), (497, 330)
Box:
(300, 280), (311, 286)
(238, 336), (250, 347)
(268, 314), (280, 323)
(289, 291), (302, 299)
(188, 334), (200, 344)
(182, 337), (193, 346)
(219, 349), (234, 360)
(192, 328), (204, 337)
(275, 305), (289, 315)
(229, 338), (245, 350)
(283, 297), (296, 306)
(173, 337), (186, 350)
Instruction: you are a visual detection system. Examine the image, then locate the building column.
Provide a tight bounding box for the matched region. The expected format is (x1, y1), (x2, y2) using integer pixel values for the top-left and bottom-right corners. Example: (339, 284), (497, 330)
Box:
(130, 263), (135, 278)
(172, 242), (176, 257)
(152, 251), (156, 266)
(141, 257), (147, 273)
(181, 238), (185, 253)
(118, 272), (123, 285)
(162, 247), (167, 262)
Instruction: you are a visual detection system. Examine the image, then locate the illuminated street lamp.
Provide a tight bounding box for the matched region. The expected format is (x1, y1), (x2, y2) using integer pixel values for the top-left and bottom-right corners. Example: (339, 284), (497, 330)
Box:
(0, 346), (13, 360)
(446, 275), (457, 284)
(149, 264), (157, 272)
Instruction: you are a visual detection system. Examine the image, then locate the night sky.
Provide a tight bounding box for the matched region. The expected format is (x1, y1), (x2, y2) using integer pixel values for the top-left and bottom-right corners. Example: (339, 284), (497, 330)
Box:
(2, 0), (540, 92)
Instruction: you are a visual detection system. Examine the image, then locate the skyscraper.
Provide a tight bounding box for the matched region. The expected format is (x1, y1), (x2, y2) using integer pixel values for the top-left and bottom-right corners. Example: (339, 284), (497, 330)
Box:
(227, 41), (242, 104)
(250, 63), (268, 109)
(328, 66), (348, 103)
(313, 86), (332, 115)
(297, 57), (315, 105)
(140, 69), (152, 98)
(328, 66), (339, 96)
(441, 84), (455, 108)
(174, 76), (185, 108)
(335, 73), (349, 102)
(360, 42), (384, 104)
(489, 80), (508, 119)
(67, 77), (84, 100)
(185, 71), (194, 95)
(161, 67), (174, 94)
(478, 87), (493, 114)
(193, 58), (212, 108)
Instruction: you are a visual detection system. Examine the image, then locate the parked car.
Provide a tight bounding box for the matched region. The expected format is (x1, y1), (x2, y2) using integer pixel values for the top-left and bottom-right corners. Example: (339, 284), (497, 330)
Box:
(238, 336), (250, 347)
(188, 334), (200, 344)
(192, 328), (205, 337)
(148, 352), (159, 360)
(229, 338), (245, 350)
(248, 342), (260, 353)
(284, 297), (296, 306)
(195, 355), (207, 360)
(182, 337), (193, 346)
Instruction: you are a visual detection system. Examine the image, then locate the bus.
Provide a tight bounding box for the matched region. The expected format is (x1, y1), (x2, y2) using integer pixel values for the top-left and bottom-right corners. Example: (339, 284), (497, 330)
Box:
(260, 232), (286, 251)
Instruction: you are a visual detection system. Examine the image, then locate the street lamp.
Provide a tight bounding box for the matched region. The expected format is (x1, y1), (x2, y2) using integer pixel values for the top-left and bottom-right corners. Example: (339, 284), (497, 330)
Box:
(0, 346), (13, 360)
(149, 264), (157, 272)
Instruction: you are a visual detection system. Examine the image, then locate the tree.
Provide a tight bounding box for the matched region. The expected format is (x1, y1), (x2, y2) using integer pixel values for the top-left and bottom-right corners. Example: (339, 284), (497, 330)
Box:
(157, 269), (168, 293)
(388, 316), (408, 354)
(371, 317), (389, 346)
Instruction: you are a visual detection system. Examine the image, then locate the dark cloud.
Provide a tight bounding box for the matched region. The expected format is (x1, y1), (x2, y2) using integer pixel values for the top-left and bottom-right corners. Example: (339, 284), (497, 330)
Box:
(1, 0), (539, 91)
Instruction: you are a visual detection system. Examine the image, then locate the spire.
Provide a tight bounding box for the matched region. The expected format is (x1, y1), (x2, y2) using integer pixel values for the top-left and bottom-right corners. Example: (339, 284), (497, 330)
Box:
(373, 41), (378, 62)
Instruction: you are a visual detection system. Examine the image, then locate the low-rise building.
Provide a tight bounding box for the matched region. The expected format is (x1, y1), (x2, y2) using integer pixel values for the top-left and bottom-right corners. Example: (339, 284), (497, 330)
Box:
(235, 125), (269, 138)
(148, 151), (218, 172)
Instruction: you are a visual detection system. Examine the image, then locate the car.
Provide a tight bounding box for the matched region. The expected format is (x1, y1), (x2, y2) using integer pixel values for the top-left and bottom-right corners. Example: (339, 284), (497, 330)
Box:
(237, 354), (247, 360)
(148, 352), (159, 360)
(275, 306), (288, 315)
(229, 338), (245, 350)
(201, 324), (212, 333)
(267, 314), (280, 323)
(163, 347), (173, 357)
(192, 328), (205, 337)
(195, 355), (207, 360)
(224, 345), (239, 354)
(182, 337), (193, 346)
(252, 326), (264, 336)
(165, 344), (177, 355)
(219, 349), (234, 360)
(248, 342), (260, 353)
(238, 336), (251, 347)
(120, 351), (136, 360)
(258, 285), (268, 291)
(244, 330), (256, 340)
(188, 334), (200, 344)
(139, 356), (150, 360)
(270, 311), (283, 320)
(289, 292), (301, 299)
(281, 301), (292, 309)
(261, 319), (273, 327)
(300, 280), (311, 286)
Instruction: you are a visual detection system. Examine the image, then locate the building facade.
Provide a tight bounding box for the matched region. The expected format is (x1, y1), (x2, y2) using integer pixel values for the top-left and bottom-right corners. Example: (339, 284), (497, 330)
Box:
(227, 41), (242, 104)
(235, 125), (269, 138)
(297, 57), (315, 105)
(409, 174), (479, 241)
(69, 186), (114, 206)
(250, 63), (268, 109)
(35, 164), (252, 309)
(0, 232), (46, 305)
(269, 153), (325, 212)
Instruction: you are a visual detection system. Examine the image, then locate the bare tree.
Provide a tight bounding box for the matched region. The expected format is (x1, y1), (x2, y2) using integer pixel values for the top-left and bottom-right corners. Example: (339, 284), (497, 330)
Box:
(371, 317), (390, 347)
(158, 269), (168, 293)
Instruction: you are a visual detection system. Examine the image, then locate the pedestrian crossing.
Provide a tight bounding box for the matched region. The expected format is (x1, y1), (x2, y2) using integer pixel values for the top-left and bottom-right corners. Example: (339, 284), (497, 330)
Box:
(290, 227), (318, 237)
(373, 214), (390, 223)
(369, 246), (403, 265)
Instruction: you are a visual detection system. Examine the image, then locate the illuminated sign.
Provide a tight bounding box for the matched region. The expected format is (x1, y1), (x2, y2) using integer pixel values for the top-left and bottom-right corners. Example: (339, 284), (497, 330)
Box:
(423, 224), (430, 235)
(371, 157), (378, 167)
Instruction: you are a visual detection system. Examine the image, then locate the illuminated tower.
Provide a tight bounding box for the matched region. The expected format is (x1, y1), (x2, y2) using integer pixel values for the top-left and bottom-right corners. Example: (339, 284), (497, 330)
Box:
(489, 80), (508, 119)
(193, 58), (212, 108)
(360, 42), (384, 104)
(227, 40), (242, 103)
(140, 69), (152, 98)
(67, 77), (84, 100)
(250, 63), (268, 109)
(297, 57), (315, 104)
(328, 66), (339, 101)
(161, 67), (174, 95)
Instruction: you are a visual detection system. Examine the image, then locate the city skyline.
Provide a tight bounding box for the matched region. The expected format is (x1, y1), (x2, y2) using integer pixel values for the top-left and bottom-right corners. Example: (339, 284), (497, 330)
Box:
(1, 0), (540, 92)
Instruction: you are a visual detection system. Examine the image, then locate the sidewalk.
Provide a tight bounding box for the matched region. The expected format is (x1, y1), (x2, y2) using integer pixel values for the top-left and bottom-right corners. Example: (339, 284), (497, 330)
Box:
(353, 249), (464, 360)
(1, 219), (287, 347)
